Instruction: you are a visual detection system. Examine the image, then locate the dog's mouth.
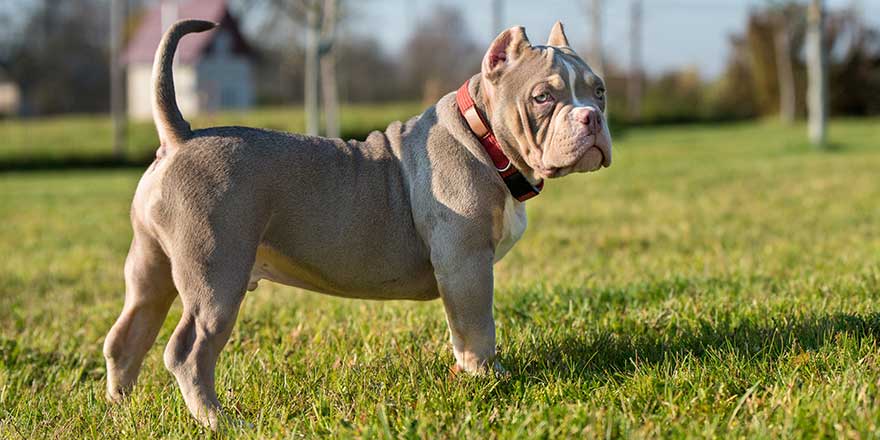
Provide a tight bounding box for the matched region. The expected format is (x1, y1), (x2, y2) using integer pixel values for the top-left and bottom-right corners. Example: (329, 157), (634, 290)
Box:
(538, 145), (610, 179)
(594, 145), (611, 168)
(539, 167), (563, 179)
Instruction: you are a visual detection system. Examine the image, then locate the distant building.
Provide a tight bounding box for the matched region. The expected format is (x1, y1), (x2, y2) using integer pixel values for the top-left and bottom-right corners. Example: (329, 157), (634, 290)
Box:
(124, 0), (256, 120)
(0, 68), (20, 117)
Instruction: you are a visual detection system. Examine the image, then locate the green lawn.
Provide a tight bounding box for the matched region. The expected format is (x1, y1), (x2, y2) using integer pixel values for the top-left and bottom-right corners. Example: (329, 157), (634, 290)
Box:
(0, 103), (425, 167)
(1, 117), (879, 438)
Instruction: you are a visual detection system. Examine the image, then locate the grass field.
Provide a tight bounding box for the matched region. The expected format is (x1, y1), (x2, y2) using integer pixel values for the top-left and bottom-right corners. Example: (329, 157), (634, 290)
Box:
(1, 115), (879, 438)
(0, 103), (424, 168)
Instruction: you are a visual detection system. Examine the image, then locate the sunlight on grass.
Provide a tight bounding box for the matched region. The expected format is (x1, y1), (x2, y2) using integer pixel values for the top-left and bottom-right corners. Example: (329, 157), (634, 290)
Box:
(0, 118), (879, 438)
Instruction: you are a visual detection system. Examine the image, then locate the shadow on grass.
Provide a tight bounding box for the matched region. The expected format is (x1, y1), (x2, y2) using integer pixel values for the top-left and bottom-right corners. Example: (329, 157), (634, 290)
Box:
(506, 312), (880, 383)
(0, 337), (104, 387)
(0, 155), (152, 173)
(0, 127), (395, 174)
(778, 139), (850, 156)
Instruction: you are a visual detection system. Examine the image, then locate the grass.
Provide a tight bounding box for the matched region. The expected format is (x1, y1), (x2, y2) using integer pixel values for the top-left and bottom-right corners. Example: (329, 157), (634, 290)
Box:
(0, 103), (425, 169)
(1, 115), (879, 438)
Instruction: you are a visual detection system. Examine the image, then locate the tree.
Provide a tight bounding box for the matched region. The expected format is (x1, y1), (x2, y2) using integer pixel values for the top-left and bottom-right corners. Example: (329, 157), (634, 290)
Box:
(627, 0), (643, 121)
(491, 0), (503, 35)
(806, 0), (828, 147)
(110, 0), (127, 158)
(401, 6), (479, 103)
(266, 0), (342, 137)
(588, 0), (605, 77)
(304, 3), (320, 135)
(2, 0), (111, 115)
(823, 8), (880, 116)
(335, 38), (403, 102)
(246, 0), (405, 105)
(717, 2), (880, 123)
(713, 3), (806, 119)
(772, 3), (797, 124)
(319, 0), (339, 138)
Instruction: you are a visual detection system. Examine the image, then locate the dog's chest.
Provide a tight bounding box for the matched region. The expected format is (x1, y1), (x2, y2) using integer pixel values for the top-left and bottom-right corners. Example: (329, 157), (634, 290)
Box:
(494, 197), (527, 263)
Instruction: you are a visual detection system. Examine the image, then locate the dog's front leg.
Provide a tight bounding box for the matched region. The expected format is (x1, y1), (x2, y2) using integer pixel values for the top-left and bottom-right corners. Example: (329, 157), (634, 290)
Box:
(433, 249), (500, 374)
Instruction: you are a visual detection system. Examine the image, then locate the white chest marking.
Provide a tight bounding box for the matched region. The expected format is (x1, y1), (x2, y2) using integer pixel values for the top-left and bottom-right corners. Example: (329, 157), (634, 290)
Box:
(494, 196), (528, 263)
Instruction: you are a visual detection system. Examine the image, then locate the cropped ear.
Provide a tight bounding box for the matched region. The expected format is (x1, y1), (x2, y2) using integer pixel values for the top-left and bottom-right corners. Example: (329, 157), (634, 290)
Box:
(547, 21), (570, 47)
(481, 26), (532, 81)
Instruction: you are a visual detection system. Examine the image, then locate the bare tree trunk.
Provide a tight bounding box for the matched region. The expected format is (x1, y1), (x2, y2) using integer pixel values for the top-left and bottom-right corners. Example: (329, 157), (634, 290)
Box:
(807, 0), (828, 147)
(627, 0), (642, 121)
(279, 49), (294, 102)
(774, 16), (796, 125)
(110, 0), (126, 159)
(588, 0), (605, 77)
(304, 1), (320, 136)
(320, 0), (339, 138)
(319, 51), (338, 138)
(491, 0), (504, 35)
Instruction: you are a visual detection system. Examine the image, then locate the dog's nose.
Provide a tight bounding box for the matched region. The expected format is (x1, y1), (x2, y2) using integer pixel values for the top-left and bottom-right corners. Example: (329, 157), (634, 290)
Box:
(572, 107), (601, 134)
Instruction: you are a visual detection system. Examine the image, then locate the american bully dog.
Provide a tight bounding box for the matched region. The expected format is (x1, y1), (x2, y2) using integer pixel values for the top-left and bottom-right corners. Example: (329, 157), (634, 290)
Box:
(103, 19), (612, 428)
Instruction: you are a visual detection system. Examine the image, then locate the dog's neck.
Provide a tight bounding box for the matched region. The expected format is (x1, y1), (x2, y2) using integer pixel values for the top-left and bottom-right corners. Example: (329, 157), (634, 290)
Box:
(467, 75), (541, 185)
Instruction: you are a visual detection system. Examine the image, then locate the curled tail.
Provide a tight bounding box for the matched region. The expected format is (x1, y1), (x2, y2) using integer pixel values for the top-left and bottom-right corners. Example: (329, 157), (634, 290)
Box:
(151, 19), (216, 146)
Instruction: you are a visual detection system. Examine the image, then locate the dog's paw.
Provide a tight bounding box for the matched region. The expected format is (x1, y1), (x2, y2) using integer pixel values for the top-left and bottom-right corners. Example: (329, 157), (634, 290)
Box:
(448, 363), (463, 378)
(449, 359), (509, 379)
(105, 385), (129, 403)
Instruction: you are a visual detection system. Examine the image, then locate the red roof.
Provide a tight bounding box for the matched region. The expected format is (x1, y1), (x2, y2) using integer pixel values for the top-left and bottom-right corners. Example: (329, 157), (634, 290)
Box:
(124, 0), (233, 64)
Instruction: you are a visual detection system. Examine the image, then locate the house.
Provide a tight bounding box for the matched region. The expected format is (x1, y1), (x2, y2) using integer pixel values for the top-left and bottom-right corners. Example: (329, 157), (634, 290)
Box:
(124, 0), (255, 120)
(0, 67), (20, 117)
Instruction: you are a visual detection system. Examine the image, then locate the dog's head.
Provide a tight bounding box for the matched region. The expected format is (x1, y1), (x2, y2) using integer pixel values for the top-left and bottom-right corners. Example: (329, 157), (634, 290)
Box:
(478, 21), (612, 180)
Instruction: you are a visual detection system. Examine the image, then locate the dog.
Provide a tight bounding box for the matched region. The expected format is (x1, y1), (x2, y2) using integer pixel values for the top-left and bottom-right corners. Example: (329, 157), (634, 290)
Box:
(103, 19), (612, 428)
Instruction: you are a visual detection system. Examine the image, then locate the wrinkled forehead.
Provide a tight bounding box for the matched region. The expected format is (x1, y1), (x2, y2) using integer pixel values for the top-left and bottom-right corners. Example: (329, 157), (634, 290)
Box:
(549, 48), (596, 80)
(505, 46), (601, 92)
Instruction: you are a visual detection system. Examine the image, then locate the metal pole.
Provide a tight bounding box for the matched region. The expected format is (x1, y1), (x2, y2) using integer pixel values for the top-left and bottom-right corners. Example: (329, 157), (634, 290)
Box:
(589, 0), (605, 77)
(320, 0), (339, 138)
(304, 1), (320, 136)
(110, 0), (126, 159)
(491, 0), (504, 36)
(627, 0), (642, 121)
(806, 0), (828, 147)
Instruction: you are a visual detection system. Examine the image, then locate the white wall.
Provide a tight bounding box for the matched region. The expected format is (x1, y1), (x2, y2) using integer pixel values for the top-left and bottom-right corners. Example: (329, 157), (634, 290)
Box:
(128, 63), (199, 121)
(127, 64), (153, 120)
(0, 82), (20, 115)
(195, 30), (255, 112)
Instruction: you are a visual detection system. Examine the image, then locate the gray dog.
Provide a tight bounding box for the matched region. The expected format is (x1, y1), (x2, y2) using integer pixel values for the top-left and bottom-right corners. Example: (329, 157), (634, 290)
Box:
(103, 19), (612, 428)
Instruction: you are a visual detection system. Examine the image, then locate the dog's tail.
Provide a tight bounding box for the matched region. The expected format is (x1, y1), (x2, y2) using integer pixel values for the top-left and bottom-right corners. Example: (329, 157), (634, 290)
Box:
(151, 19), (216, 147)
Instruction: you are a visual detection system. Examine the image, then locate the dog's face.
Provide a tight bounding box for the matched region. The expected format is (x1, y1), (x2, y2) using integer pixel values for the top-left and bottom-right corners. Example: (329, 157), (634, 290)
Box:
(480, 22), (612, 179)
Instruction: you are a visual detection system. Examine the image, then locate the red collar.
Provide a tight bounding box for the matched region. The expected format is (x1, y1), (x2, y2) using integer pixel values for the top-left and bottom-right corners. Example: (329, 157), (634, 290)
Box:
(455, 80), (543, 202)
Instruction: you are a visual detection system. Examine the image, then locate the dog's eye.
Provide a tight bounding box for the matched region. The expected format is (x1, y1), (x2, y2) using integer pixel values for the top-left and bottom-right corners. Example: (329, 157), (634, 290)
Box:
(533, 92), (553, 104)
(595, 87), (606, 99)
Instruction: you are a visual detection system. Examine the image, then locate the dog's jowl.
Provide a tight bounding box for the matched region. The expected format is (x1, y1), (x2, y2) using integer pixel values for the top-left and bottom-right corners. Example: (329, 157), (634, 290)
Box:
(103, 19), (612, 428)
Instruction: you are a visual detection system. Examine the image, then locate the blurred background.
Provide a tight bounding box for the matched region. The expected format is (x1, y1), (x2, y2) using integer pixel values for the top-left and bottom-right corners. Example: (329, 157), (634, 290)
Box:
(0, 0), (877, 168)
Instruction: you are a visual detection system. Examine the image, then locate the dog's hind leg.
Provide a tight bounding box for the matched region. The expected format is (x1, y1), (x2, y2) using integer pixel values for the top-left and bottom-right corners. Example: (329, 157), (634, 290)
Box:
(103, 230), (177, 402)
(162, 228), (259, 429)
